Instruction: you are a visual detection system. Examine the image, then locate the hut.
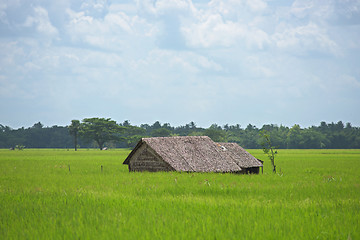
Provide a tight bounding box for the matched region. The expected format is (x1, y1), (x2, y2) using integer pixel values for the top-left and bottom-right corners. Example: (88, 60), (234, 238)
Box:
(123, 136), (262, 174)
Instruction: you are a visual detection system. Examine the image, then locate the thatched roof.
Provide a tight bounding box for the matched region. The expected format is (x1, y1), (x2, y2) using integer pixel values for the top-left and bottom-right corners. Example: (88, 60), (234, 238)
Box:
(123, 136), (262, 173)
(219, 142), (263, 168)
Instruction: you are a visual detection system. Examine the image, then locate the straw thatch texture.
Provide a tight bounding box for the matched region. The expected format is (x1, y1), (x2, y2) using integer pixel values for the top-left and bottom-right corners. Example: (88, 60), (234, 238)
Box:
(123, 136), (262, 173)
(219, 142), (263, 168)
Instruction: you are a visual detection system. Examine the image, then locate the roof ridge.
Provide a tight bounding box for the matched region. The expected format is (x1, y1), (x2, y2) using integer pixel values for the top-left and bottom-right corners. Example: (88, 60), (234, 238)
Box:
(143, 136), (209, 140)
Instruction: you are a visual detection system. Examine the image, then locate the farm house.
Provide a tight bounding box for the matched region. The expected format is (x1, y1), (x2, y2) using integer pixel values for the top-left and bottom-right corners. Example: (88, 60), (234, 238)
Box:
(123, 136), (262, 174)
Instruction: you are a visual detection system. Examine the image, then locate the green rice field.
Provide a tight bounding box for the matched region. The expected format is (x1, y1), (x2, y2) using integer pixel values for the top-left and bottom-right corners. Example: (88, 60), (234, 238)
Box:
(0, 149), (359, 239)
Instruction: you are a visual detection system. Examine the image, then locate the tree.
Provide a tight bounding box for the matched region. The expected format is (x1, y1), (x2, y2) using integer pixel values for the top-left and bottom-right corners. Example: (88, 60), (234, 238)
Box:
(80, 118), (123, 150)
(151, 121), (162, 130)
(204, 124), (226, 142)
(260, 130), (278, 173)
(121, 120), (131, 127)
(242, 124), (260, 148)
(287, 124), (302, 148)
(189, 121), (197, 130)
(121, 124), (146, 148)
(32, 122), (44, 129)
(151, 128), (172, 137)
(68, 120), (81, 151)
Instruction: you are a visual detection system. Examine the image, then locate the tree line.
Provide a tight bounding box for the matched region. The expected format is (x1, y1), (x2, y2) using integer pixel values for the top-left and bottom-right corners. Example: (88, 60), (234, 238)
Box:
(0, 119), (359, 149)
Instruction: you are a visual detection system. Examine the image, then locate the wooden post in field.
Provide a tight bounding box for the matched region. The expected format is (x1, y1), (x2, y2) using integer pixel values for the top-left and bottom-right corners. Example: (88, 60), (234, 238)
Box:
(101, 165), (103, 173)
(68, 164), (71, 173)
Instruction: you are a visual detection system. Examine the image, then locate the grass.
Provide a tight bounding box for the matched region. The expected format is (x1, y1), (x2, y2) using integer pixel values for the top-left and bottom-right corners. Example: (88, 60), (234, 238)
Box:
(0, 149), (359, 239)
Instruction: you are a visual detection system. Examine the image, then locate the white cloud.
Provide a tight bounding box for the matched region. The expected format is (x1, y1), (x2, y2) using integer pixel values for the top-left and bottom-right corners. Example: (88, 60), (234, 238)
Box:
(246, 0), (267, 12)
(109, 4), (137, 15)
(272, 22), (338, 55)
(155, 0), (190, 13)
(245, 55), (275, 78)
(0, 0), (22, 24)
(136, 0), (196, 17)
(66, 9), (94, 25)
(182, 13), (270, 49)
(0, 3), (8, 24)
(80, 0), (108, 17)
(0, 40), (26, 73)
(0, 75), (17, 98)
(290, 0), (360, 26)
(105, 13), (132, 32)
(130, 49), (223, 77)
(65, 7), (157, 50)
(24, 61), (42, 71)
(24, 6), (58, 37)
(339, 75), (360, 88)
(207, 0), (268, 20)
(182, 14), (241, 47)
(176, 0), (272, 49)
(81, 0), (107, 11)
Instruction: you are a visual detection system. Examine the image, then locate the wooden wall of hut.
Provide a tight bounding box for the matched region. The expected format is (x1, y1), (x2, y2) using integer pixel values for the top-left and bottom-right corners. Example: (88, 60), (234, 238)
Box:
(128, 144), (173, 172)
(240, 167), (260, 174)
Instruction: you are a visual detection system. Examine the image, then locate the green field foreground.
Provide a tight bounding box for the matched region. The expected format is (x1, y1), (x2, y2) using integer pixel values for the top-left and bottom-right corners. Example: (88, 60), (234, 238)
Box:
(0, 149), (359, 239)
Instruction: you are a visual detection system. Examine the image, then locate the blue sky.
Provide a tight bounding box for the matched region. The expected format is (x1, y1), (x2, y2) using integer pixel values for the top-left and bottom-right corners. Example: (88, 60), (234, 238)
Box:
(1, 0), (360, 128)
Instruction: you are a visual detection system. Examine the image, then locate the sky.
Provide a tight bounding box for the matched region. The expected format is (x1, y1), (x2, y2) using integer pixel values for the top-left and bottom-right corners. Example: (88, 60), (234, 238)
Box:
(1, 0), (360, 129)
